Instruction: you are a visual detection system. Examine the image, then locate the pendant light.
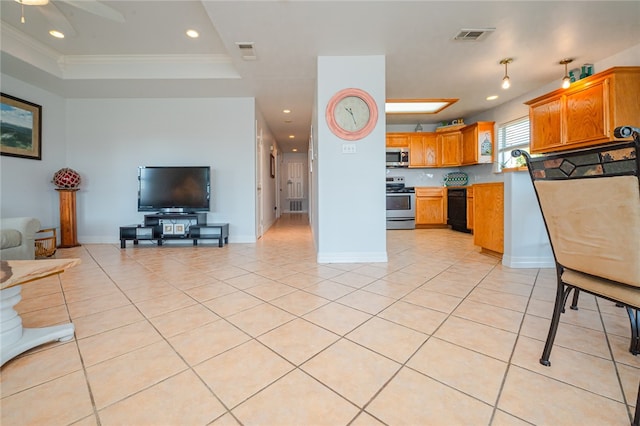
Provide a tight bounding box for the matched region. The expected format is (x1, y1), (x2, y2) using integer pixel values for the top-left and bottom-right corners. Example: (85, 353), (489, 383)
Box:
(560, 58), (574, 89)
(500, 58), (513, 89)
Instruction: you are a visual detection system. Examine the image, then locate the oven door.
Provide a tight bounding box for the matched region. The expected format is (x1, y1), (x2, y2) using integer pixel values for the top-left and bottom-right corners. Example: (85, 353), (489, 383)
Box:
(386, 192), (416, 229)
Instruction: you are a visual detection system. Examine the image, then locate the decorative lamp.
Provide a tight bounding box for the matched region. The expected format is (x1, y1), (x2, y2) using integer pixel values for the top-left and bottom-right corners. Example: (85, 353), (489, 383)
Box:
(560, 58), (574, 89)
(500, 58), (513, 89)
(52, 168), (81, 189)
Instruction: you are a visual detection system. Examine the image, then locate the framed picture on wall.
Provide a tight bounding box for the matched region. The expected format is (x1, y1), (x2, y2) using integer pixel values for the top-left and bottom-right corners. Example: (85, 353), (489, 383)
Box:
(270, 154), (275, 178)
(0, 93), (42, 160)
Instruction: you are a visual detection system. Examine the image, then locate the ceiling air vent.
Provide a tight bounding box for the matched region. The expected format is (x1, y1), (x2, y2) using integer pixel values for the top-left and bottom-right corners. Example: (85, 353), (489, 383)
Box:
(235, 42), (256, 60)
(453, 28), (495, 41)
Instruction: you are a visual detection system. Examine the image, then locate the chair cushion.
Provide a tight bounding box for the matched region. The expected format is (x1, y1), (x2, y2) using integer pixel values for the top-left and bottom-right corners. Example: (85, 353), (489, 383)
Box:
(1, 229), (22, 249)
(535, 175), (640, 287)
(563, 269), (640, 308)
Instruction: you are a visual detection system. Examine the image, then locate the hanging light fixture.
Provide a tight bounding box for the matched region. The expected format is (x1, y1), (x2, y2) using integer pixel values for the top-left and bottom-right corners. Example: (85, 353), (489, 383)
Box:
(500, 58), (513, 89)
(14, 0), (49, 24)
(559, 58), (574, 89)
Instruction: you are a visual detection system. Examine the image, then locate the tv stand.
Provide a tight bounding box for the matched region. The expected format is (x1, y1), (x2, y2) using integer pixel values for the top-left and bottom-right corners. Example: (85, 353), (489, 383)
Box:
(119, 213), (228, 248)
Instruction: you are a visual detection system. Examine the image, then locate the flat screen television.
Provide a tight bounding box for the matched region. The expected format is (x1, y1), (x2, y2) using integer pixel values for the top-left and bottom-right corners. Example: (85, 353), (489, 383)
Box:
(138, 166), (210, 213)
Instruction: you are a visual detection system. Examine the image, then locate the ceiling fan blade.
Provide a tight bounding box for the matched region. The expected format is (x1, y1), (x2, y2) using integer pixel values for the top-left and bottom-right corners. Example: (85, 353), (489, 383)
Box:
(59, 0), (125, 23)
(38, 2), (77, 37)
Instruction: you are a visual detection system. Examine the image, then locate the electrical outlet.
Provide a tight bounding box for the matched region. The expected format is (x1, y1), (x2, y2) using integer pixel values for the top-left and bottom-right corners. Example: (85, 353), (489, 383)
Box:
(342, 143), (356, 154)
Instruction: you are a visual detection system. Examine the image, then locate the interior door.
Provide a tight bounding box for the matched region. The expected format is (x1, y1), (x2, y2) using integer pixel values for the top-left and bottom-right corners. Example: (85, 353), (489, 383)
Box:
(287, 161), (304, 212)
(256, 124), (264, 239)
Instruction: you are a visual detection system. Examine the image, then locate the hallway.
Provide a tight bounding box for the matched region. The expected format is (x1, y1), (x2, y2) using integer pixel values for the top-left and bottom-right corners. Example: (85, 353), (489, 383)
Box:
(1, 214), (638, 425)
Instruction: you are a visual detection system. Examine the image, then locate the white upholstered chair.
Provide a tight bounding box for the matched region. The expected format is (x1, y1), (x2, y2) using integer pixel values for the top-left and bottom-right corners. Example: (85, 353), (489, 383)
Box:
(513, 126), (640, 425)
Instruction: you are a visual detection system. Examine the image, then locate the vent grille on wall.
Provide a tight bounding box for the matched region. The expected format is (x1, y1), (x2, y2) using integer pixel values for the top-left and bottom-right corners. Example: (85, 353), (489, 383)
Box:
(453, 28), (495, 41)
(289, 200), (303, 212)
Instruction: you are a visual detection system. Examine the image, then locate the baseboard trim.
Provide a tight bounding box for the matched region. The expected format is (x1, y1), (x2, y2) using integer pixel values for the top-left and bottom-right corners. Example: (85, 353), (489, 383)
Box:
(502, 254), (555, 269)
(317, 251), (388, 264)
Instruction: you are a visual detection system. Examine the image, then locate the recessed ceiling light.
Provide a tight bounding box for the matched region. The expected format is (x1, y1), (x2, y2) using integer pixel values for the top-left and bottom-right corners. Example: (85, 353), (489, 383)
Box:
(486, 95), (498, 101)
(292, 148), (298, 152)
(186, 29), (199, 38)
(385, 99), (458, 114)
(283, 109), (291, 114)
(289, 135), (295, 139)
(49, 30), (64, 38)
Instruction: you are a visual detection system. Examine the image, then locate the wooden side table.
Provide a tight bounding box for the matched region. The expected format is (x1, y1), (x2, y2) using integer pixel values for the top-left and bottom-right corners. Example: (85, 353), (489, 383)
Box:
(57, 189), (80, 248)
(35, 227), (57, 258)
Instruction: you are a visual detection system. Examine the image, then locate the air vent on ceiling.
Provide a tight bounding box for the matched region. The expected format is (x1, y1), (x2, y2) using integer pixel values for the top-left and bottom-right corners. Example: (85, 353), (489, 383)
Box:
(235, 42), (256, 60)
(453, 28), (495, 41)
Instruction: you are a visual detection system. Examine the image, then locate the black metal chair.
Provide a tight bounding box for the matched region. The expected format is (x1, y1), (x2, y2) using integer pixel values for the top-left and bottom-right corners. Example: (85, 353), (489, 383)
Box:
(513, 125), (640, 425)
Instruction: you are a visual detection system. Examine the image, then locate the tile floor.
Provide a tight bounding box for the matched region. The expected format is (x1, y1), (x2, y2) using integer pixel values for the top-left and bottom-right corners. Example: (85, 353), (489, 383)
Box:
(1, 213), (638, 425)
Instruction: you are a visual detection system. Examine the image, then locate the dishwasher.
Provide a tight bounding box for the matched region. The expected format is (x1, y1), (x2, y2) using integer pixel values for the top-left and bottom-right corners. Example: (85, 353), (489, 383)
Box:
(447, 187), (470, 233)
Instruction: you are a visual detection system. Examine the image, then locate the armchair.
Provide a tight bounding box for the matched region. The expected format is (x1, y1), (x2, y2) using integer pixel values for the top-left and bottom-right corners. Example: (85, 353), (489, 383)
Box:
(0, 217), (41, 260)
(513, 126), (640, 425)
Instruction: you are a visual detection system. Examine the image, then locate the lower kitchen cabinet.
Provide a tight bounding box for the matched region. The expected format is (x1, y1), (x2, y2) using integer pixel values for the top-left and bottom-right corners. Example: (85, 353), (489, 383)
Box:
(473, 183), (503, 254)
(415, 187), (447, 226)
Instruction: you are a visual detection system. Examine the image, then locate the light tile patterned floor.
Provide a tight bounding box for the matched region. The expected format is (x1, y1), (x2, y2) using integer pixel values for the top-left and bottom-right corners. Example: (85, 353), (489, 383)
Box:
(2, 213), (638, 425)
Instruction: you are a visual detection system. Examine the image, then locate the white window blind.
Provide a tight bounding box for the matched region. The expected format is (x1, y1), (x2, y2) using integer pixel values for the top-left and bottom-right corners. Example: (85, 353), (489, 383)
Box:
(498, 117), (530, 170)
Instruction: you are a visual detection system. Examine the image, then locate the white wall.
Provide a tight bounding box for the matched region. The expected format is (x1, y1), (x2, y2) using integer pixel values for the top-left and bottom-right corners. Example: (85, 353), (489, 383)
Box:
(316, 55), (387, 263)
(0, 74), (67, 231)
(64, 97), (257, 243)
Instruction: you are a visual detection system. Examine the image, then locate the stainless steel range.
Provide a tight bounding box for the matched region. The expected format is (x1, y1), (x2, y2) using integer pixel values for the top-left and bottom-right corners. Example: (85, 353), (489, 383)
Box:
(386, 176), (415, 230)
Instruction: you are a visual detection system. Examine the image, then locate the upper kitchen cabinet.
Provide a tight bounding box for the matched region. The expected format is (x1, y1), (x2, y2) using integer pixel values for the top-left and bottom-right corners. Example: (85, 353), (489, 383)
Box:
(386, 133), (410, 148)
(526, 67), (640, 154)
(409, 133), (438, 167)
(461, 122), (495, 165)
(436, 125), (464, 167)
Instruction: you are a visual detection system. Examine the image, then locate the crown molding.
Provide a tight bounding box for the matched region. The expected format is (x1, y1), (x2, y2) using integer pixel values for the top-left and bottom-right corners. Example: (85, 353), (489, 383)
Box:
(1, 22), (65, 78)
(2, 24), (240, 80)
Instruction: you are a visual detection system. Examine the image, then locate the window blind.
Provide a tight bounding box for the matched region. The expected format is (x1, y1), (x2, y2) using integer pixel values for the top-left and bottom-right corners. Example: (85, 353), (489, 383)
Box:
(498, 117), (530, 150)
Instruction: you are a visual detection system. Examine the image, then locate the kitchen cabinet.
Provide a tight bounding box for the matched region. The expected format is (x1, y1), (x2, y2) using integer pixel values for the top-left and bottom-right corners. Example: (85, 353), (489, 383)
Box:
(525, 67), (640, 154)
(386, 133), (410, 148)
(473, 183), (503, 254)
(409, 133), (438, 167)
(466, 186), (474, 230)
(436, 125), (464, 167)
(461, 122), (495, 165)
(415, 187), (447, 226)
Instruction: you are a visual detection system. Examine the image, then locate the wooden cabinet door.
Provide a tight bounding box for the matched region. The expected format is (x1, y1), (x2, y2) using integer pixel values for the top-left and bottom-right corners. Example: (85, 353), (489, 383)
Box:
(565, 79), (608, 145)
(439, 132), (462, 166)
(386, 133), (410, 147)
(461, 125), (478, 165)
(415, 188), (446, 225)
(473, 183), (504, 253)
(529, 96), (564, 153)
(422, 133), (438, 167)
(409, 135), (425, 167)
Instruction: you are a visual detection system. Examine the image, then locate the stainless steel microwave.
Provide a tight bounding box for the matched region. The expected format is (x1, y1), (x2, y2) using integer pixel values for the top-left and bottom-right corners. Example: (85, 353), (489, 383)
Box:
(386, 147), (410, 167)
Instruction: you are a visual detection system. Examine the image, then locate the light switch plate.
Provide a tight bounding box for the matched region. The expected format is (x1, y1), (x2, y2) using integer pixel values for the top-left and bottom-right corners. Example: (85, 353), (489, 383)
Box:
(342, 143), (356, 154)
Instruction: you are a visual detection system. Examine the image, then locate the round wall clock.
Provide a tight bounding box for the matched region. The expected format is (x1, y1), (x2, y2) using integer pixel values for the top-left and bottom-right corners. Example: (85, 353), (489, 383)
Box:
(325, 88), (378, 140)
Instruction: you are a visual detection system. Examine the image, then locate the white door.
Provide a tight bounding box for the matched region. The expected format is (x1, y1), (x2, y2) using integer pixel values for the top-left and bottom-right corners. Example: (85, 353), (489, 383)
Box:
(256, 125), (264, 238)
(287, 162), (304, 212)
